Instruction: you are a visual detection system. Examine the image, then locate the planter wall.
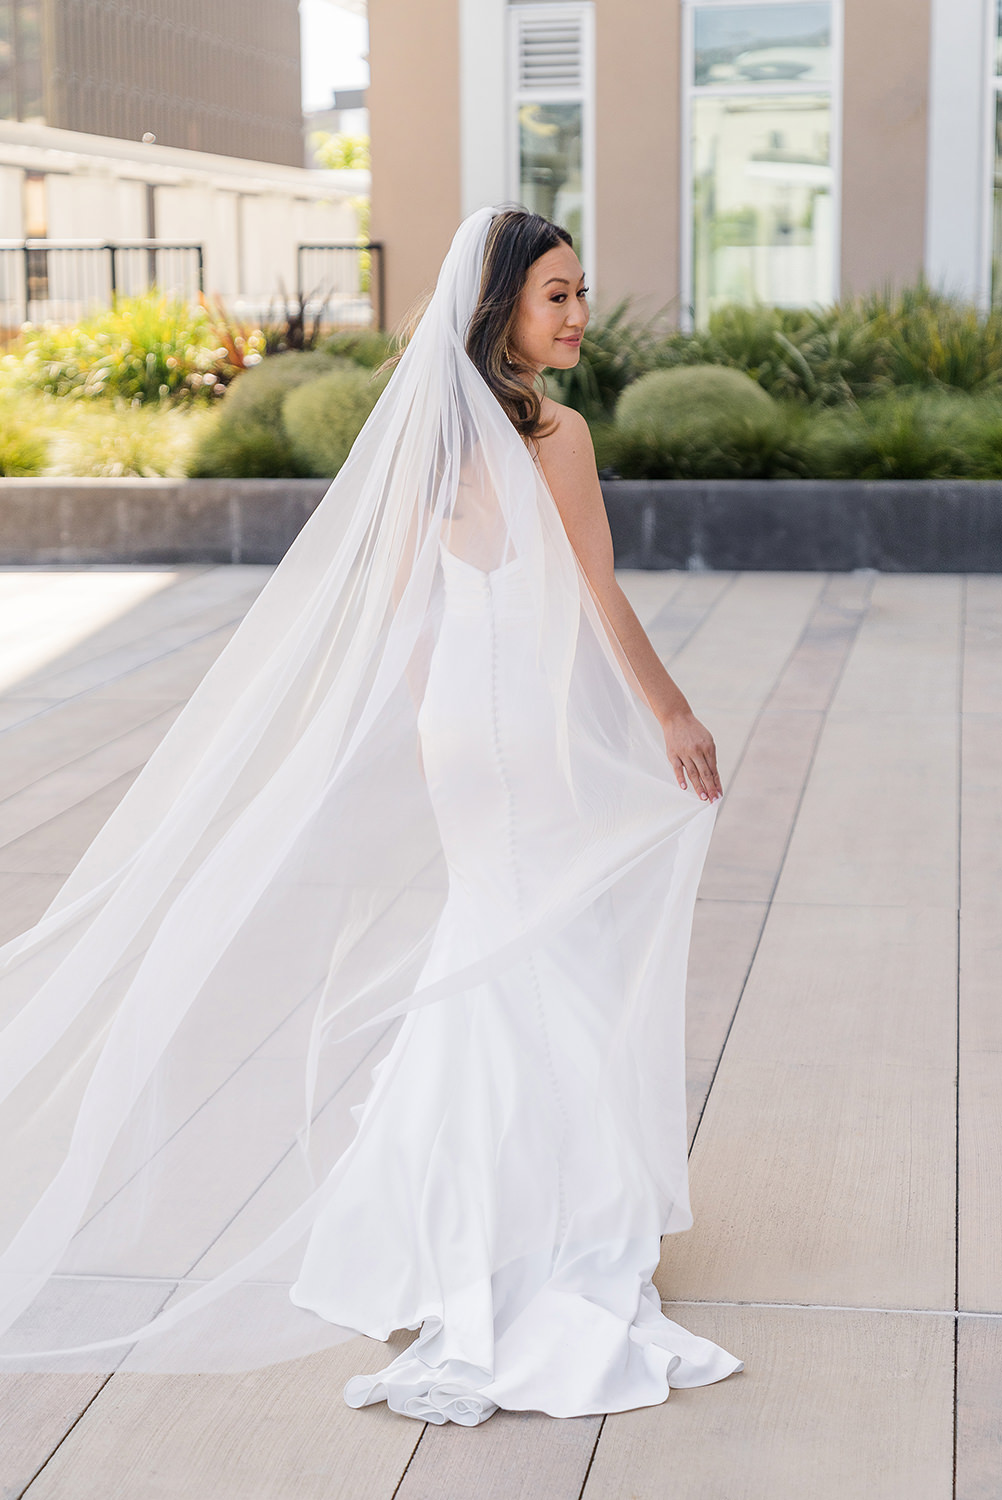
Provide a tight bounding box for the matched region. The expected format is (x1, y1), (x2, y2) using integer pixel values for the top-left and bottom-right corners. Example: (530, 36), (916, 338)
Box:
(603, 479), (1002, 573)
(0, 479), (331, 566)
(0, 477), (1000, 571)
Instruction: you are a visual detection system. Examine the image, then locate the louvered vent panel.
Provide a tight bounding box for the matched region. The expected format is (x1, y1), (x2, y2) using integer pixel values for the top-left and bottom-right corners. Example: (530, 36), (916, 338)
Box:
(517, 15), (583, 92)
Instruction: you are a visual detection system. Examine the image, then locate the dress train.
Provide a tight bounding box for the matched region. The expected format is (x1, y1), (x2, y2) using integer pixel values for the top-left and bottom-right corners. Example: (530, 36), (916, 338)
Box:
(288, 541), (743, 1423)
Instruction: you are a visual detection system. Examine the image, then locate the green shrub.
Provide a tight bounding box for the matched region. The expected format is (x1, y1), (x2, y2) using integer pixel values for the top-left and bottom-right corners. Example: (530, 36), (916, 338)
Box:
(216, 350), (350, 438)
(44, 403), (212, 478)
(604, 404), (810, 480)
(186, 350), (353, 477)
(281, 366), (389, 478)
(860, 282), (1002, 393)
(616, 364), (775, 433)
(599, 364), (818, 479)
(956, 393), (1002, 476)
(0, 405), (47, 475)
(321, 329), (395, 369)
(801, 390), (979, 479)
(186, 418), (306, 479)
(7, 291), (230, 405)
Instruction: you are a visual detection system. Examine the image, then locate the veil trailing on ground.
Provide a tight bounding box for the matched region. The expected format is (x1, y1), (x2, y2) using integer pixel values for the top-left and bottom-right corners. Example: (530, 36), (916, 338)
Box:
(0, 204), (717, 1375)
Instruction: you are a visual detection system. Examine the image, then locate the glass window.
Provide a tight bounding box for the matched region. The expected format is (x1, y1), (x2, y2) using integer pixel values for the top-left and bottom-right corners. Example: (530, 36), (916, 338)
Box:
(993, 95), (1002, 307)
(0, 0), (44, 121)
(994, 7), (1002, 305)
(15, 0), (43, 121)
(517, 101), (584, 253)
(692, 93), (832, 324)
(510, 4), (593, 277)
(694, 3), (831, 86)
(0, 2), (14, 119)
(687, 1), (835, 325)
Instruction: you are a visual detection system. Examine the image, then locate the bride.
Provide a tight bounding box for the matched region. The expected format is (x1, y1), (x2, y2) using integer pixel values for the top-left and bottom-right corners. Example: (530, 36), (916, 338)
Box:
(0, 203), (742, 1424)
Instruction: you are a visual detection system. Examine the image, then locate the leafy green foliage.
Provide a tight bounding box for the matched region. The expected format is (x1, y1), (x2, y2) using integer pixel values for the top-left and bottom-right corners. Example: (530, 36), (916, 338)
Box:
(616, 364), (775, 433)
(186, 352), (387, 479)
(281, 366), (389, 477)
(4, 292), (233, 405)
(211, 351), (348, 437)
(0, 403), (47, 475)
(185, 420), (306, 480)
(800, 390), (992, 480)
(607, 364), (797, 479)
(320, 328), (395, 369)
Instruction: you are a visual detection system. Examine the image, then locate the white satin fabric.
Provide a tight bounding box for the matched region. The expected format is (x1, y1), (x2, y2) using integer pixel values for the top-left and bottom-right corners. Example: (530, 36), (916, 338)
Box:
(289, 537), (742, 1422)
(0, 204), (742, 1418)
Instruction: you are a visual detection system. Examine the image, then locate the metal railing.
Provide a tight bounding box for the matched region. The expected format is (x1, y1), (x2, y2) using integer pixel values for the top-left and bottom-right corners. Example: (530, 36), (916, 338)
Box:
(297, 242), (385, 330)
(0, 241), (204, 329)
(0, 240), (384, 334)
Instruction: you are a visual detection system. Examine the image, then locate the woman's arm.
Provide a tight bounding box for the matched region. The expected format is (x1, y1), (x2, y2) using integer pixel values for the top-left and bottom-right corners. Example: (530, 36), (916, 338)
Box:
(533, 406), (723, 802)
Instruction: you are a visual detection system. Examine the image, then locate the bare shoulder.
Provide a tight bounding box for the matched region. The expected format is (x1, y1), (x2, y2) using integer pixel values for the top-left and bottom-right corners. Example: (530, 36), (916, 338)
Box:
(531, 397), (613, 578)
(533, 397), (596, 480)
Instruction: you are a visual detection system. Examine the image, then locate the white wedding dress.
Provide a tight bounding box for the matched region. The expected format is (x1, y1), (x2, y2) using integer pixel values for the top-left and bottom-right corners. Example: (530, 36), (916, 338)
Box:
(0, 205), (742, 1418)
(289, 534), (743, 1424)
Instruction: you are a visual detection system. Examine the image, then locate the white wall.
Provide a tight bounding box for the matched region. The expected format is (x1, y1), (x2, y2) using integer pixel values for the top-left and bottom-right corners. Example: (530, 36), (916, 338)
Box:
(0, 166), (23, 237)
(0, 120), (368, 319)
(925, 0), (992, 303)
(459, 0), (509, 214)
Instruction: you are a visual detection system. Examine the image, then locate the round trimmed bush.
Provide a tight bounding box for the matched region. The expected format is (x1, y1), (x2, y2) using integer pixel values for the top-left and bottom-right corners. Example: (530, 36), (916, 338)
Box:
(218, 350), (352, 438)
(185, 420), (306, 479)
(607, 364), (797, 479)
(281, 366), (389, 478)
(615, 364), (776, 436)
(186, 350), (357, 477)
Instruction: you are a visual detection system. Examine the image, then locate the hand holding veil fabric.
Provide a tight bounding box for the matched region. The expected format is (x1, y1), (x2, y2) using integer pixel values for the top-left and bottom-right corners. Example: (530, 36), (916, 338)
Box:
(0, 205), (741, 1411)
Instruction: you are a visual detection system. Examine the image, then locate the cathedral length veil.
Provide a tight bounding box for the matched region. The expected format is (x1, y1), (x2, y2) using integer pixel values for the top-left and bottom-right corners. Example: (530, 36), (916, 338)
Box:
(0, 204), (742, 1406)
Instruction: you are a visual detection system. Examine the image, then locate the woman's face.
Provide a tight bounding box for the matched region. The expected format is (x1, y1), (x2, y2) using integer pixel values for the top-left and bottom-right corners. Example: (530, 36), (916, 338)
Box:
(509, 241), (589, 375)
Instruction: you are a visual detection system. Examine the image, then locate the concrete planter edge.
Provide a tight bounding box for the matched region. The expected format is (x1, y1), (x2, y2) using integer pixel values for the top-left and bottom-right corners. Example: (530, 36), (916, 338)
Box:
(0, 476), (999, 571)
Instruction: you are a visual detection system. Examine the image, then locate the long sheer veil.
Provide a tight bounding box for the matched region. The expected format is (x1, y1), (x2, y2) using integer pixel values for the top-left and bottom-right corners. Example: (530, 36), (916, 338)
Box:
(0, 204), (717, 1373)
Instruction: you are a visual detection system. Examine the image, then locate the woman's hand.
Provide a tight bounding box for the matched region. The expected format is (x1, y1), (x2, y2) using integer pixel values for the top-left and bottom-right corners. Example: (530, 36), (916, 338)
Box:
(662, 710), (723, 803)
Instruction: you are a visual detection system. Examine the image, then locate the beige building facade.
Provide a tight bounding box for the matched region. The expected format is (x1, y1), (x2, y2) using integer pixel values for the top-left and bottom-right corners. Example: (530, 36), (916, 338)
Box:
(370, 0), (996, 332)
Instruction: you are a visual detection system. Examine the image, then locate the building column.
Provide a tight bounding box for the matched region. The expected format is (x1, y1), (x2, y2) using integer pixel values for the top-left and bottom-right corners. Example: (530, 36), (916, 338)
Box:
(925, 0), (992, 304)
(368, 0), (462, 331)
(459, 0), (508, 215)
(840, 0), (931, 297)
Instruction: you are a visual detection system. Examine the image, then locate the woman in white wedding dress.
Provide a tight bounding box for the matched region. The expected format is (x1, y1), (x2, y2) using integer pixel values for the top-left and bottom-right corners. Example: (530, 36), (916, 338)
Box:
(0, 204), (742, 1423)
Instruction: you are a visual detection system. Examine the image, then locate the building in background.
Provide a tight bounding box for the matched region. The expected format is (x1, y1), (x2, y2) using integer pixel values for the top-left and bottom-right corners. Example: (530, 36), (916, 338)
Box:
(0, 1), (373, 327)
(0, 0), (303, 168)
(369, 0), (995, 333)
(0, 119), (366, 324)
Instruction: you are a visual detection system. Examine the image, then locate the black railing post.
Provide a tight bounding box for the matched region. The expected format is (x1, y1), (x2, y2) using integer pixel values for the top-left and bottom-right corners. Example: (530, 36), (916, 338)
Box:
(196, 246), (204, 295)
(22, 242), (31, 322)
(107, 243), (117, 302)
(374, 243), (385, 332)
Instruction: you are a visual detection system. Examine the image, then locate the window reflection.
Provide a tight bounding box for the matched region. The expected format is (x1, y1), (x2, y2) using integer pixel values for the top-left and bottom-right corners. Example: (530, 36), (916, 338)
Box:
(692, 93), (833, 324)
(16, 0), (42, 121)
(518, 102), (584, 254)
(0, 3), (12, 120)
(0, 0), (44, 122)
(992, 94), (1002, 307)
(694, 3), (831, 87)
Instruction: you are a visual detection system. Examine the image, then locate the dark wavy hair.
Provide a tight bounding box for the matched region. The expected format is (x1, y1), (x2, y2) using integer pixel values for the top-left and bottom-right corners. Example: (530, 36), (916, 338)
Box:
(376, 204), (574, 446)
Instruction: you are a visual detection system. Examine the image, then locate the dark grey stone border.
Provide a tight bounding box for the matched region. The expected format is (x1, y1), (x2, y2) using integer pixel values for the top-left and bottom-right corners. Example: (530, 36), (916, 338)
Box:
(0, 479), (331, 566)
(602, 478), (1002, 572)
(0, 477), (1000, 571)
